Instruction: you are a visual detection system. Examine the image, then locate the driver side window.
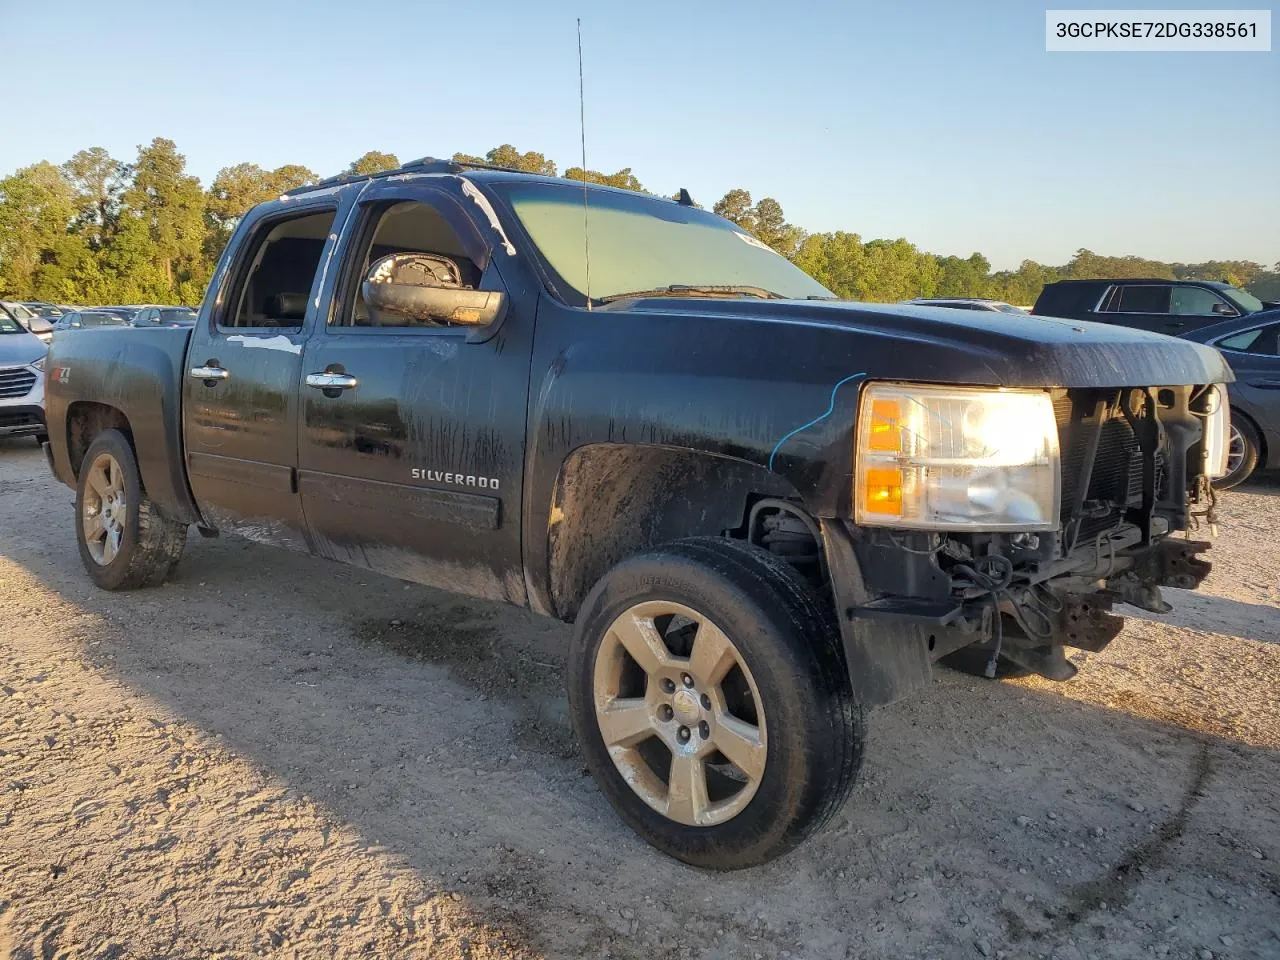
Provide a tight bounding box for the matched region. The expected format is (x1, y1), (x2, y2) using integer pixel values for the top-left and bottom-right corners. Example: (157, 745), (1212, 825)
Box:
(335, 200), (481, 329)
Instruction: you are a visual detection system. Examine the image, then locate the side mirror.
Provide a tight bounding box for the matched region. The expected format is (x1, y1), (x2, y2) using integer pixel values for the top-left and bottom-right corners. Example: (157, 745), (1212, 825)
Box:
(1212, 302), (1238, 317)
(362, 253), (504, 327)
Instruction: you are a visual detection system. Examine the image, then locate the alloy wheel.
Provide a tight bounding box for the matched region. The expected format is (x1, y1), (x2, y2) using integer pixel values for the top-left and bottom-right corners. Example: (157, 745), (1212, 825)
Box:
(592, 600), (767, 827)
(82, 452), (127, 565)
(1226, 423), (1246, 477)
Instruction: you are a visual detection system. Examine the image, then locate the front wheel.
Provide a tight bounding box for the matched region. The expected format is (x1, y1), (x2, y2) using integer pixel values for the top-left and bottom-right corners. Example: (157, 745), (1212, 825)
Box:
(568, 537), (863, 869)
(75, 429), (187, 590)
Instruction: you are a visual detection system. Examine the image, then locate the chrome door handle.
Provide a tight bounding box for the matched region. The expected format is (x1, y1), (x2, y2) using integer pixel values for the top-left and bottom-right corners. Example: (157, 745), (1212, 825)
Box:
(189, 365), (230, 381)
(305, 372), (358, 390)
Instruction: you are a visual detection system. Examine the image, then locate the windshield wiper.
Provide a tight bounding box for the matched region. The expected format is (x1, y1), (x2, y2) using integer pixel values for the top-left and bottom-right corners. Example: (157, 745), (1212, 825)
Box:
(598, 284), (787, 303)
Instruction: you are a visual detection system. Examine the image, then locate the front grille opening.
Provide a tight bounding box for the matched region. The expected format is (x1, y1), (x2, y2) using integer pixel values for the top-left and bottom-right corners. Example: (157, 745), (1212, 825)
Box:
(1056, 389), (1159, 545)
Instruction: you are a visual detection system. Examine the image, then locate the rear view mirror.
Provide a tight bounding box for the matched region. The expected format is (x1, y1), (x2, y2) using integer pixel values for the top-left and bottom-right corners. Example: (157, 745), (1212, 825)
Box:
(1212, 302), (1238, 317)
(362, 253), (504, 327)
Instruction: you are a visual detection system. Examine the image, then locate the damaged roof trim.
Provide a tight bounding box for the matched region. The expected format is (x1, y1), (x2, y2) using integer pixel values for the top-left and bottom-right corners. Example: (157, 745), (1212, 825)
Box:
(456, 178), (516, 257)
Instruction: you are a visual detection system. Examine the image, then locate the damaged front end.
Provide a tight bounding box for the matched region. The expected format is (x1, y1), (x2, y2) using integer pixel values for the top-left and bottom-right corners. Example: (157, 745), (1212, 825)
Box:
(827, 384), (1225, 706)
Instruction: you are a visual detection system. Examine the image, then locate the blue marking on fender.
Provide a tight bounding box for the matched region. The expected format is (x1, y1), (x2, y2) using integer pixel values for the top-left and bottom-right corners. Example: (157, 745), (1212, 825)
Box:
(767, 373), (868, 472)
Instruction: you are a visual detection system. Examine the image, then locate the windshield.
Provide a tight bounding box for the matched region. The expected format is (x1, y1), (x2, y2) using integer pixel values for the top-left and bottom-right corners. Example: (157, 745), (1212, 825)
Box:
(1219, 285), (1265, 314)
(4, 302), (37, 320)
(0, 315), (23, 334)
(159, 308), (196, 323)
(493, 181), (833, 305)
(25, 303), (61, 317)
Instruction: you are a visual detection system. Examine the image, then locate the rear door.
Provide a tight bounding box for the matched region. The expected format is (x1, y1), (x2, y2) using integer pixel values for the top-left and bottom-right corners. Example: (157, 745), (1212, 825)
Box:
(1094, 283), (1175, 332)
(181, 200), (340, 549)
(296, 180), (534, 603)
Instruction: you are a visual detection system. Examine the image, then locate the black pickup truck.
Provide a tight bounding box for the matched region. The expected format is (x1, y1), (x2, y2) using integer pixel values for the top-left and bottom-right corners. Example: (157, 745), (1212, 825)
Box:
(44, 158), (1232, 868)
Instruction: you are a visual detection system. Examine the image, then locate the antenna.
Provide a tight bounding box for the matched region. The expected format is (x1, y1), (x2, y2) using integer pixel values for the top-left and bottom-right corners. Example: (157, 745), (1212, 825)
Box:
(577, 18), (592, 311)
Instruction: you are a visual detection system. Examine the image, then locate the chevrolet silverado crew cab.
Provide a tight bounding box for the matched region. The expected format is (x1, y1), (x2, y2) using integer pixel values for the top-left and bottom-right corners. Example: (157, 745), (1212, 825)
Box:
(44, 157), (1232, 869)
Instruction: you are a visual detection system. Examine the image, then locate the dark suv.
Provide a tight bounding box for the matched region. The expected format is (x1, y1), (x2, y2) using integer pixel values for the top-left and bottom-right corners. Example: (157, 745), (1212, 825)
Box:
(1033, 279), (1273, 335)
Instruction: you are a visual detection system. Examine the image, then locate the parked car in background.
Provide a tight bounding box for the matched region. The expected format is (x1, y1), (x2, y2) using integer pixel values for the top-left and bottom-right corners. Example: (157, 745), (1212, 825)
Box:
(903, 298), (1028, 314)
(89, 306), (141, 323)
(1180, 309), (1280, 488)
(0, 310), (47, 444)
(1033, 279), (1270, 335)
(52, 310), (133, 332)
(22, 301), (64, 318)
(0, 301), (54, 343)
(130, 305), (197, 327)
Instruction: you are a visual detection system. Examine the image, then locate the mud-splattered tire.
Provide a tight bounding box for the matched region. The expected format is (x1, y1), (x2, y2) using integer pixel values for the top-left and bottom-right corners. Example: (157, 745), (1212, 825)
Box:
(75, 429), (187, 590)
(568, 536), (864, 870)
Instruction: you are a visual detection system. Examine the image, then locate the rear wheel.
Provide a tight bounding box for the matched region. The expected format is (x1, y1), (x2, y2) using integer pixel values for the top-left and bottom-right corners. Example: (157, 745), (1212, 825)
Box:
(1216, 417), (1259, 490)
(568, 537), (863, 869)
(75, 429), (187, 590)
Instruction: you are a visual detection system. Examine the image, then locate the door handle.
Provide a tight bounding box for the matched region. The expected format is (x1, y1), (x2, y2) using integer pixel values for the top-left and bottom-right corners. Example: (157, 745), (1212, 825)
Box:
(305, 372), (359, 391)
(189, 365), (230, 381)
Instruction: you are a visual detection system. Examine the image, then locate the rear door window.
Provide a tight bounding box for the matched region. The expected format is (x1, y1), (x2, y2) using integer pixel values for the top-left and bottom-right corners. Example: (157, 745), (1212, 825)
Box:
(1217, 324), (1280, 356)
(220, 208), (337, 330)
(1115, 285), (1172, 314)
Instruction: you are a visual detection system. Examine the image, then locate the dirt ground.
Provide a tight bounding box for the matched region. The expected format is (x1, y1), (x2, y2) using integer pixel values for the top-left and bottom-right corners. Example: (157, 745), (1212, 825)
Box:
(0, 436), (1277, 960)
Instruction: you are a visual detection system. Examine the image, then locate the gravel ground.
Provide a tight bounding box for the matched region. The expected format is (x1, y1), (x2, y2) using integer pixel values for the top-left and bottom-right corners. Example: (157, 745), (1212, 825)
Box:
(1, 436), (1277, 960)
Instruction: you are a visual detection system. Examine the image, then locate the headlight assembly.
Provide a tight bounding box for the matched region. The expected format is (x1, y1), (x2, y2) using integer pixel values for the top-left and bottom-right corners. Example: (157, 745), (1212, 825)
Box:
(30, 356), (46, 372)
(855, 383), (1061, 531)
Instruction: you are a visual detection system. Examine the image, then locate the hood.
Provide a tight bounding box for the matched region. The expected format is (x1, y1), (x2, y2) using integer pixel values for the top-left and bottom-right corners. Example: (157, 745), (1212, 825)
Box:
(0, 330), (46, 367)
(616, 298), (1233, 387)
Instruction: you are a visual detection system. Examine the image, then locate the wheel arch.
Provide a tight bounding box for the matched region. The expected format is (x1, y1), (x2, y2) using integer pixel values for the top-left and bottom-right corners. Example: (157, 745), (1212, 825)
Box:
(65, 401), (134, 478)
(63, 399), (201, 525)
(541, 443), (808, 622)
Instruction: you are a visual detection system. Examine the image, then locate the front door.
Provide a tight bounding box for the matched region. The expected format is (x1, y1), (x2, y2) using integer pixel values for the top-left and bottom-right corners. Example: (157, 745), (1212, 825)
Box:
(182, 201), (339, 550)
(296, 182), (533, 603)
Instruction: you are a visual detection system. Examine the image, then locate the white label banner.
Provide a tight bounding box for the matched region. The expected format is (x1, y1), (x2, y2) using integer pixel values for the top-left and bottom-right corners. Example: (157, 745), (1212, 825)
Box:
(1046, 9), (1272, 51)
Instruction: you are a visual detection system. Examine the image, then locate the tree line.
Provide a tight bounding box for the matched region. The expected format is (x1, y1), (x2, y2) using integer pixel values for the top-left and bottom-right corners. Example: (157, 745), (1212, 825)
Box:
(1, 138), (1276, 307)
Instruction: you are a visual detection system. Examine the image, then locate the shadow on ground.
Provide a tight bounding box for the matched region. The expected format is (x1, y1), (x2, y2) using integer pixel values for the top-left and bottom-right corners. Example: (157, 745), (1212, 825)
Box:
(2, 441), (1278, 959)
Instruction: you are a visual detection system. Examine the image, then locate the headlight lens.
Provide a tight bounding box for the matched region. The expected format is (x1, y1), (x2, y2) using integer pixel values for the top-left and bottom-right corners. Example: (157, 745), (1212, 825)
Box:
(1202, 384), (1230, 479)
(855, 383), (1061, 530)
(30, 356), (46, 371)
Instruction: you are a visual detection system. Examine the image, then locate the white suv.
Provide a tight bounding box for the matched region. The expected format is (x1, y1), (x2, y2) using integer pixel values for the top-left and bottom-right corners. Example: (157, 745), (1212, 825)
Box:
(0, 310), (48, 444)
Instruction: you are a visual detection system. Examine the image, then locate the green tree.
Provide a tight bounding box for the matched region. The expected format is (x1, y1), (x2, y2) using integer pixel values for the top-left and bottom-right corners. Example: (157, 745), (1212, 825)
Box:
(206, 162), (318, 235)
(936, 253), (992, 298)
(62, 147), (128, 248)
(0, 161), (77, 296)
(713, 188), (755, 232)
(454, 145), (557, 175)
(711, 190), (802, 256)
(563, 165), (645, 191)
(794, 232), (866, 298)
(121, 138), (206, 295)
(348, 151), (400, 176)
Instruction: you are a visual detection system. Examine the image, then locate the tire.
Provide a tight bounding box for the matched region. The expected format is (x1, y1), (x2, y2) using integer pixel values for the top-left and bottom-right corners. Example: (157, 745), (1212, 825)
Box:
(567, 536), (864, 870)
(74, 429), (187, 590)
(1216, 416), (1260, 490)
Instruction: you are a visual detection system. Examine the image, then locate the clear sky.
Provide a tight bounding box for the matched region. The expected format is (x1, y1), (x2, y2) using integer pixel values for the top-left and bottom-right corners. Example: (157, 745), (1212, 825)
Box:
(2, 0), (1276, 270)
